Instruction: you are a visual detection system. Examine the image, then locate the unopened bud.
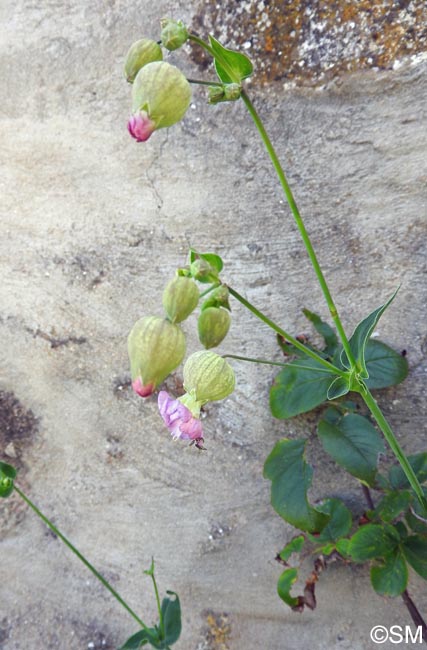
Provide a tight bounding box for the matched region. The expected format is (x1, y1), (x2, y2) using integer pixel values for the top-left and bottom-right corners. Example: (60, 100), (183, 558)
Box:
(183, 351), (235, 402)
(160, 18), (188, 51)
(0, 461), (16, 498)
(190, 259), (219, 284)
(198, 307), (231, 349)
(124, 39), (163, 83)
(208, 83), (242, 104)
(163, 276), (199, 323)
(128, 316), (185, 396)
(202, 285), (230, 311)
(129, 61), (191, 142)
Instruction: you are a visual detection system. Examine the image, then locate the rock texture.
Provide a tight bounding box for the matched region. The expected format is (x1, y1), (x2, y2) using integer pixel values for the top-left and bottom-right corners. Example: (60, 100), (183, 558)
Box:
(1, 1), (426, 649)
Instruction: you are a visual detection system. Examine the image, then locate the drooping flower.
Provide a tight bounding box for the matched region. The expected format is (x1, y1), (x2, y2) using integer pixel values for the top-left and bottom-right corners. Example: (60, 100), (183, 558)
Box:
(127, 111), (156, 142)
(128, 316), (186, 397)
(128, 61), (191, 143)
(158, 391), (204, 444)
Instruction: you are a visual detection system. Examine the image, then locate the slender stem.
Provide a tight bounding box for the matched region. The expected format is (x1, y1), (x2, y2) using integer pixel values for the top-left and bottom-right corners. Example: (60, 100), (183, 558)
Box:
(360, 391), (427, 511)
(187, 78), (223, 87)
(14, 485), (150, 633)
(227, 285), (346, 377)
(401, 590), (427, 642)
(150, 569), (164, 638)
(199, 284), (218, 299)
(361, 485), (375, 510)
(223, 353), (338, 374)
(240, 90), (356, 369)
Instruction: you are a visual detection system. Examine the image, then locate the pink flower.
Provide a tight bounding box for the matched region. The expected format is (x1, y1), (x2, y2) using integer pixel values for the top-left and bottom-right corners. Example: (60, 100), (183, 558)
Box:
(132, 377), (155, 397)
(158, 391), (203, 443)
(127, 111), (156, 142)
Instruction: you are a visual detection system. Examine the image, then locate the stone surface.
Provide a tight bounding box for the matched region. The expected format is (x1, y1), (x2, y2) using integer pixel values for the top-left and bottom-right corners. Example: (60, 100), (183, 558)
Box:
(1, 2), (426, 649)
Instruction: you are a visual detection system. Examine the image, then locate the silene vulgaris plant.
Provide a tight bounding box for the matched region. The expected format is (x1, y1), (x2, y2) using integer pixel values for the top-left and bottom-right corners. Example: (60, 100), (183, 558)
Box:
(124, 16), (427, 641)
(2, 15), (427, 650)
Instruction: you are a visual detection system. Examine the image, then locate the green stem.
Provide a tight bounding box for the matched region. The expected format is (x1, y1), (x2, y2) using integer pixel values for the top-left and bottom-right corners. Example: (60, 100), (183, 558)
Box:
(187, 78), (223, 87)
(240, 90), (356, 369)
(223, 353), (337, 374)
(150, 568), (164, 638)
(227, 285), (346, 377)
(199, 284), (218, 299)
(14, 485), (150, 632)
(361, 391), (427, 512)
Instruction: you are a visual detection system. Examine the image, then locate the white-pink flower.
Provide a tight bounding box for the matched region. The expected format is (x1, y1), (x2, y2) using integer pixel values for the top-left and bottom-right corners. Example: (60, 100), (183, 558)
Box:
(158, 391), (204, 443)
(127, 110), (156, 142)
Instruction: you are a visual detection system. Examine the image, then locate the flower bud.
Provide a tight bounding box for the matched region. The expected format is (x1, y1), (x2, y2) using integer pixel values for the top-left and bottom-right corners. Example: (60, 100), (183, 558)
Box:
(190, 259), (219, 284)
(124, 39), (163, 83)
(208, 83), (242, 104)
(0, 461), (16, 498)
(160, 18), (188, 51)
(202, 285), (230, 311)
(129, 61), (191, 142)
(128, 316), (185, 397)
(198, 307), (231, 349)
(162, 276), (199, 323)
(183, 350), (235, 402)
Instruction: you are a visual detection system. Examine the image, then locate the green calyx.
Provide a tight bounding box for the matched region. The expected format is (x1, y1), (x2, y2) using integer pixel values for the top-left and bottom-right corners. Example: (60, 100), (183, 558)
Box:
(124, 39), (163, 83)
(183, 350), (235, 402)
(163, 276), (199, 323)
(208, 83), (242, 104)
(160, 18), (188, 51)
(128, 316), (186, 391)
(198, 307), (231, 349)
(0, 461), (17, 498)
(132, 61), (191, 129)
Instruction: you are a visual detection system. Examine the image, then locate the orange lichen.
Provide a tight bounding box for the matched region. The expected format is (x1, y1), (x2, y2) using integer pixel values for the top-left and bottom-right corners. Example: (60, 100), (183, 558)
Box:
(191, 0), (427, 86)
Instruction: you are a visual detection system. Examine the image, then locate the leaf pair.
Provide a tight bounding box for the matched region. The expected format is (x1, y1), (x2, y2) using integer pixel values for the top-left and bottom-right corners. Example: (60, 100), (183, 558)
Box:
(120, 592), (181, 649)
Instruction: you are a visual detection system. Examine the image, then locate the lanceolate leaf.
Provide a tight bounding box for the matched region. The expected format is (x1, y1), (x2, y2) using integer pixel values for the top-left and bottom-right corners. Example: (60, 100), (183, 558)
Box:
(209, 35), (253, 84)
(277, 568), (301, 608)
(327, 375), (350, 400)
(119, 628), (160, 649)
(370, 551), (408, 596)
(341, 289), (399, 377)
(264, 438), (329, 533)
(161, 591), (181, 645)
(318, 410), (385, 486)
(270, 359), (336, 419)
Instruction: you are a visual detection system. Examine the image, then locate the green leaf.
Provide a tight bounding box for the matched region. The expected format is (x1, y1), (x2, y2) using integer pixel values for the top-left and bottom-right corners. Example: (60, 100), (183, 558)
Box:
(318, 410), (385, 486)
(341, 289), (398, 377)
(189, 249), (223, 272)
(0, 461), (17, 498)
(405, 509), (427, 535)
(119, 628), (160, 649)
(263, 438), (329, 533)
(363, 340), (408, 389)
(313, 498), (352, 543)
(336, 538), (350, 558)
(327, 375), (350, 400)
(348, 524), (399, 561)
(161, 591), (181, 645)
(278, 535), (305, 563)
(277, 568), (301, 609)
(270, 359), (336, 419)
(402, 535), (427, 579)
(389, 453), (427, 489)
(302, 309), (338, 356)
(208, 35), (253, 84)
(370, 550), (408, 596)
(375, 491), (412, 523)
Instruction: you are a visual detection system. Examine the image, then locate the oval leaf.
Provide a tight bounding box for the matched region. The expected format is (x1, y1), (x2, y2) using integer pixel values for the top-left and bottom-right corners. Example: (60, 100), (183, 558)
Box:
(364, 340), (408, 389)
(313, 498), (352, 543)
(402, 535), (427, 579)
(348, 524), (399, 562)
(263, 438), (329, 533)
(119, 627), (160, 649)
(370, 550), (408, 596)
(375, 491), (412, 523)
(327, 376), (350, 400)
(270, 359), (336, 419)
(162, 591), (181, 645)
(389, 453), (427, 490)
(278, 535), (305, 563)
(318, 410), (385, 486)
